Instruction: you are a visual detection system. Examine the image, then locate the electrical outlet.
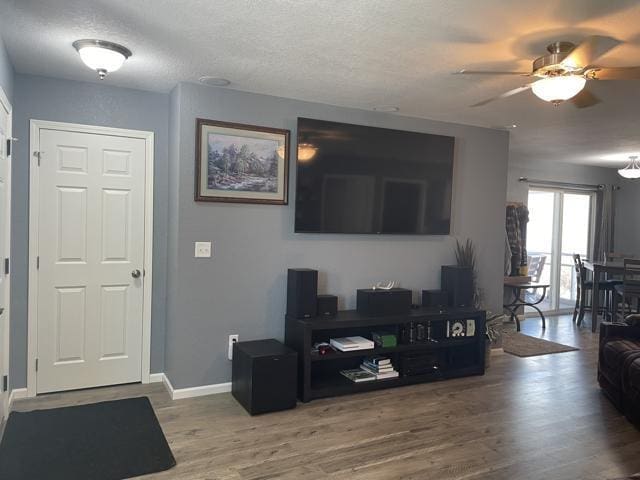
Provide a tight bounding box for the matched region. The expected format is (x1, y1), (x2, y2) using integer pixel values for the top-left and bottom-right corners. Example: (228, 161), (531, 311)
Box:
(194, 241), (212, 258)
(228, 334), (239, 360)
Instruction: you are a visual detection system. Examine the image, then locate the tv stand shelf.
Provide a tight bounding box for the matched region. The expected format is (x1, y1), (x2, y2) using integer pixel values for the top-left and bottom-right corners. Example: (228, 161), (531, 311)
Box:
(285, 307), (486, 402)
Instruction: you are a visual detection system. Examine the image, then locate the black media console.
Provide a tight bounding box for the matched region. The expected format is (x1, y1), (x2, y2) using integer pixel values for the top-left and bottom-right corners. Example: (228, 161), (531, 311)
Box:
(285, 307), (486, 402)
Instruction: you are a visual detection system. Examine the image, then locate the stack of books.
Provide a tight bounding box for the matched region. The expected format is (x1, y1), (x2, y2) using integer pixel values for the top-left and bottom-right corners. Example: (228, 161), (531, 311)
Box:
(339, 369), (376, 383)
(360, 356), (399, 380)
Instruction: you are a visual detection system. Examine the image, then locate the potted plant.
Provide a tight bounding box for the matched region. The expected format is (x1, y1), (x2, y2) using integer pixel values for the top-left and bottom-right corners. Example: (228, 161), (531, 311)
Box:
(454, 238), (507, 367)
(454, 238), (482, 308)
(484, 312), (508, 367)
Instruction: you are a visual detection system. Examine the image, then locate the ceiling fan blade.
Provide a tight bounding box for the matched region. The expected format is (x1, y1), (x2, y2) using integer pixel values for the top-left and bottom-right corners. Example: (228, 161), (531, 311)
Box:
(570, 88), (601, 108)
(454, 69), (530, 76)
(561, 35), (622, 70)
(587, 66), (640, 80)
(470, 84), (532, 107)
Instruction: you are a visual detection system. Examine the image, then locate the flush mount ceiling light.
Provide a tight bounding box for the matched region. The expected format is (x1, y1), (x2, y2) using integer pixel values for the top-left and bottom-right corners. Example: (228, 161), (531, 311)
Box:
(297, 143), (318, 162)
(531, 75), (586, 104)
(72, 39), (132, 79)
(618, 155), (640, 179)
(199, 76), (231, 87)
(277, 143), (317, 162)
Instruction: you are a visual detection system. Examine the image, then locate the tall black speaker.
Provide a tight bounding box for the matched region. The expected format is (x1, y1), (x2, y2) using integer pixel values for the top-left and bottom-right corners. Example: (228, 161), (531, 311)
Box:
(441, 265), (473, 308)
(287, 268), (318, 318)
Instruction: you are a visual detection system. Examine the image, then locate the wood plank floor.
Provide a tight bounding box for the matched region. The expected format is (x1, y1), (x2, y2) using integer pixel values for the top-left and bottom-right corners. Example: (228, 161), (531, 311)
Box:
(10, 315), (640, 479)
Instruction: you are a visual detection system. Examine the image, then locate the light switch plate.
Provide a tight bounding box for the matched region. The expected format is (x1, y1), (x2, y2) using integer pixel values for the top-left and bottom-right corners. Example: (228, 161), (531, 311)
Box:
(194, 241), (212, 258)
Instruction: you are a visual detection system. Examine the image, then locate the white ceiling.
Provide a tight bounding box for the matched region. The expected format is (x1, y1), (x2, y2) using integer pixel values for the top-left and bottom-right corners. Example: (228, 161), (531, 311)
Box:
(1, 0), (640, 168)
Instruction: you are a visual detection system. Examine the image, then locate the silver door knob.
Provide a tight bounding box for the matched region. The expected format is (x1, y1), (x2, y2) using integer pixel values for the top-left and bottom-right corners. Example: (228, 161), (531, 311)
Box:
(131, 269), (141, 278)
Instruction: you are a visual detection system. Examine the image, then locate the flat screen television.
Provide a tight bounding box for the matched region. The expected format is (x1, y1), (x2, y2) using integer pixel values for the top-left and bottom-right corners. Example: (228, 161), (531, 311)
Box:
(294, 118), (455, 234)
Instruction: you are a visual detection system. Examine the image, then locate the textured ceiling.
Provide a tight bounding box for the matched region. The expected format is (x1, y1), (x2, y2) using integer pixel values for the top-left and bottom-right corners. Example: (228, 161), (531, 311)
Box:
(1, 0), (640, 168)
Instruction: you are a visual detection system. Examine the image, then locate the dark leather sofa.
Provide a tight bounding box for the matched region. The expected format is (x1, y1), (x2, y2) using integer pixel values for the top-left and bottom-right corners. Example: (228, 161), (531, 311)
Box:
(598, 321), (640, 424)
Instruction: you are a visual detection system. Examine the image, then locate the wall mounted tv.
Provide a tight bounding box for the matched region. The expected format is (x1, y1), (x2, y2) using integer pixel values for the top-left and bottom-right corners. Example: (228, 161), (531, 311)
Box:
(294, 118), (455, 234)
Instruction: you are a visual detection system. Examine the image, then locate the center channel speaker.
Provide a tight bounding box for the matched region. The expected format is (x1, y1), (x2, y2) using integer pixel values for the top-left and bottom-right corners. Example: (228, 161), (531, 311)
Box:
(441, 265), (473, 308)
(287, 268), (318, 318)
(356, 288), (412, 316)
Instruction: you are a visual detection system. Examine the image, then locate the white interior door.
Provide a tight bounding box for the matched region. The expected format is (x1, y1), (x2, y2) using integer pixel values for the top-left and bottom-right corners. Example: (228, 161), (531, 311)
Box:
(36, 128), (146, 394)
(0, 93), (10, 420)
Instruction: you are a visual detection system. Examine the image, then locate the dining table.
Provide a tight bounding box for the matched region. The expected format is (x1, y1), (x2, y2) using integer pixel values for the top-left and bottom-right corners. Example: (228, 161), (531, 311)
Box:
(582, 260), (625, 332)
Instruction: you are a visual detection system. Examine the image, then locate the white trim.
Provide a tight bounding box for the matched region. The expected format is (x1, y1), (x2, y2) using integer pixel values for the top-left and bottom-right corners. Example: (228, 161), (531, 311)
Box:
(27, 120), (154, 397)
(8, 388), (27, 411)
(149, 373), (164, 383)
(160, 373), (231, 400)
(0, 86), (11, 423)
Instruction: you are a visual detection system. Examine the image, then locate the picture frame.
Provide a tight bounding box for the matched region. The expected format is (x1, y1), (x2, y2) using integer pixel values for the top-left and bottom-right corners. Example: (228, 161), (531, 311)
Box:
(195, 118), (290, 204)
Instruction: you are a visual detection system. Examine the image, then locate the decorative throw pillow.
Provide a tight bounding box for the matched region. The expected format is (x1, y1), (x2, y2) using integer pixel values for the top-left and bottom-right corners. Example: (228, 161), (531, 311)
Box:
(625, 314), (640, 327)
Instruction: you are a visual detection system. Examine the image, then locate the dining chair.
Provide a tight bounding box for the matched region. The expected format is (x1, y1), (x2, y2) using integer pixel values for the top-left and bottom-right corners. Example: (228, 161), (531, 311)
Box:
(606, 252), (636, 262)
(614, 259), (640, 320)
(572, 254), (616, 325)
(527, 255), (546, 283)
(573, 254), (591, 324)
(601, 253), (626, 307)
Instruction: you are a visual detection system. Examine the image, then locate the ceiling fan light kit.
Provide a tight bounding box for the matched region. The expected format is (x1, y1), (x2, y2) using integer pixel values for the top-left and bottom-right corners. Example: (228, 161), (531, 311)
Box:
(456, 35), (640, 108)
(531, 75), (586, 104)
(618, 156), (640, 179)
(73, 39), (132, 79)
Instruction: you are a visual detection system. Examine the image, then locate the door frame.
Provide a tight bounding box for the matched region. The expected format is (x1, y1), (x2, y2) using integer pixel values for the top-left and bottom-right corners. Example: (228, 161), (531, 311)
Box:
(0, 86), (12, 416)
(27, 120), (154, 397)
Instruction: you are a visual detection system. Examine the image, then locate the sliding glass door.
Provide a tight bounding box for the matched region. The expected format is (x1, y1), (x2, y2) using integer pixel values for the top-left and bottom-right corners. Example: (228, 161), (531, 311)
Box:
(526, 188), (595, 313)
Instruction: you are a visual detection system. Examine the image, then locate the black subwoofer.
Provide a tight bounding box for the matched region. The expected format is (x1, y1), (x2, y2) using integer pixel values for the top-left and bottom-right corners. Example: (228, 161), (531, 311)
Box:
(232, 339), (298, 415)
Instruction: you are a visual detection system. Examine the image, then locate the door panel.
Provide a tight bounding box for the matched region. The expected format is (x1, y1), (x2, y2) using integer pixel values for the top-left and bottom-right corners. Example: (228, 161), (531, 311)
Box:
(99, 284), (129, 359)
(55, 287), (86, 363)
(0, 98), (9, 421)
(37, 129), (145, 394)
(57, 187), (87, 262)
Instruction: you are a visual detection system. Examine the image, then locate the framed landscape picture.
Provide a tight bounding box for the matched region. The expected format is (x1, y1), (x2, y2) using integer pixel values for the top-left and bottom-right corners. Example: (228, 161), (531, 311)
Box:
(195, 119), (290, 204)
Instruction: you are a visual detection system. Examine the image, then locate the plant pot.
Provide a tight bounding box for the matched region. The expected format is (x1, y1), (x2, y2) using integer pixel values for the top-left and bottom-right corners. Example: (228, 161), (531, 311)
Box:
(485, 336), (492, 368)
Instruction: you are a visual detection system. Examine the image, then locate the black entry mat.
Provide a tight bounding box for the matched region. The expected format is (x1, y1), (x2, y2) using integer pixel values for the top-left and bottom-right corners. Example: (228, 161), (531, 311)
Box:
(0, 396), (176, 480)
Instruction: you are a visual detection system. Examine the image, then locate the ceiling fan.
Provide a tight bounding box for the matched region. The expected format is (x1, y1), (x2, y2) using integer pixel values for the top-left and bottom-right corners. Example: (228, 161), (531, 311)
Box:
(455, 35), (640, 107)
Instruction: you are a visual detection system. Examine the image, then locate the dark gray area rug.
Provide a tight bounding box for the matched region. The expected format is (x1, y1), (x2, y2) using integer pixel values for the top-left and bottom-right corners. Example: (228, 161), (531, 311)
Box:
(0, 396), (176, 480)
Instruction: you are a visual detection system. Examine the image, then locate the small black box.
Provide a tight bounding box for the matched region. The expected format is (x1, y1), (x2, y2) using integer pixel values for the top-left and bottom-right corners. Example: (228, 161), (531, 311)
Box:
(287, 268), (318, 318)
(441, 265), (473, 308)
(356, 288), (412, 316)
(232, 339), (298, 415)
(317, 294), (338, 317)
(422, 289), (449, 308)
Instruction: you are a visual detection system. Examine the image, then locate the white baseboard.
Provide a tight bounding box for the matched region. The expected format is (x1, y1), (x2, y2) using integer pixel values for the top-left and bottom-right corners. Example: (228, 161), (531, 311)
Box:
(8, 388), (27, 411)
(159, 373), (231, 400)
(149, 373), (164, 383)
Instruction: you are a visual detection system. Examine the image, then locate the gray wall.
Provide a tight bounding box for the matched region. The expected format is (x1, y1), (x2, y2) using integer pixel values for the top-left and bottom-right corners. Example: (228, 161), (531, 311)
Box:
(614, 178), (640, 256)
(165, 82), (510, 389)
(507, 160), (620, 204)
(0, 35), (13, 102)
(10, 74), (169, 388)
